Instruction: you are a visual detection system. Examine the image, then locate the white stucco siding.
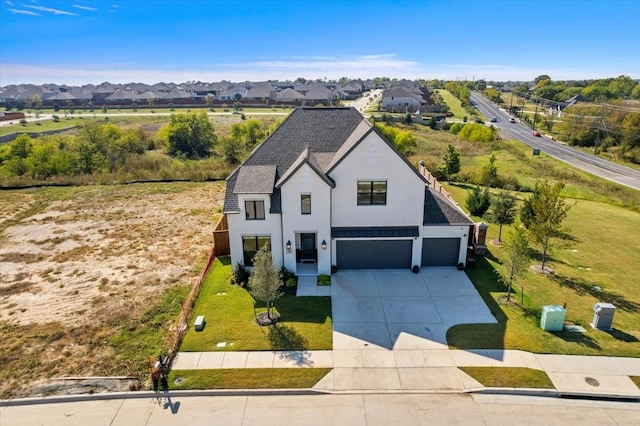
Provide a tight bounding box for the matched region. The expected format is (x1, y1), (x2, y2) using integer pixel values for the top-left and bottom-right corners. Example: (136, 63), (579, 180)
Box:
(280, 164), (332, 274)
(329, 132), (425, 227)
(227, 193), (283, 268)
(382, 96), (421, 108)
(421, 225), (470, 265)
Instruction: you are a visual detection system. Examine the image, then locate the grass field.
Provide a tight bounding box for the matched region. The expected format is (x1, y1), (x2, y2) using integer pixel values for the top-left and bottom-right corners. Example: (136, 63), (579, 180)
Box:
(444, 184), (640, 357)
(180, 258), (333, 352)
(436, 89), (468, 119)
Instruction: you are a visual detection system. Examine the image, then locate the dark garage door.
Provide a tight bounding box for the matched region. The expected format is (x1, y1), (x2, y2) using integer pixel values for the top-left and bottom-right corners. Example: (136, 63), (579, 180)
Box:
(421, 238), (460, 266)
(336, 240), (412, 269)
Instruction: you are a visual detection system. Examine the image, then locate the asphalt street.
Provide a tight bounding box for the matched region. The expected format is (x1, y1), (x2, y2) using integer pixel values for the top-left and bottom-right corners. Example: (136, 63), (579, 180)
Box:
(469, 92), (640, 191)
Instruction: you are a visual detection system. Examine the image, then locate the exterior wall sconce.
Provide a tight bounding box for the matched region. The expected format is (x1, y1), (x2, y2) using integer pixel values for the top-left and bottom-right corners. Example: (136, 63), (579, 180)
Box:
(321, 240), (327, 250)
(286, 240), (292, 252)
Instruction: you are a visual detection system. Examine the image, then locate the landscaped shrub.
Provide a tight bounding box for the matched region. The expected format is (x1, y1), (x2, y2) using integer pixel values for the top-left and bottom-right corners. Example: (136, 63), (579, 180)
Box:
(232, 262), (250, 286)
(465, 186), (492, 217)
(317, 274), (331, 286)
(449, 122), (464, 134)
(279, 266), (295, 283)
(285, 278), (297, 288)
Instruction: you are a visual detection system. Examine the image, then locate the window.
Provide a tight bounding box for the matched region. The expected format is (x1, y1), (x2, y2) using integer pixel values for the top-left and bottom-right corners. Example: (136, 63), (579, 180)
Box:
(242, 236), (271, 266)
(357, 181), (387, 205)
(245, 200), (265, 220)
(301, 194), (311, 214)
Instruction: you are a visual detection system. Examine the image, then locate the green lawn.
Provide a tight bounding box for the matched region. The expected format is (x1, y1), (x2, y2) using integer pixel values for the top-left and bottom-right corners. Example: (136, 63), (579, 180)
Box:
(460, 367), (554, 389)
(446, 185), (640, 357)
(180, 257), (333, 352)
(631, 376), (640, 389)
(436, 89), (468, 119)
(168, 368), (331, 390)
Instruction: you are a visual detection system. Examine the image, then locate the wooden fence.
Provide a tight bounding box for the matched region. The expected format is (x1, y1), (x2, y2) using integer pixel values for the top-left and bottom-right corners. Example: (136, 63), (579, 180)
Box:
(166, 214), (228, 360)
(418, 162), (458, 203)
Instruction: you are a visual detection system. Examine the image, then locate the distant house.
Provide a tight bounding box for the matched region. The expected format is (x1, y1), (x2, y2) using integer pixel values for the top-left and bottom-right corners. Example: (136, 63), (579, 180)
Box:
(304, 85), (337, 105)
(223, 107), (474, 276)
(245, 82), (276, 101)
(275, 88), (305, 103)
(381, 87), (424, 111)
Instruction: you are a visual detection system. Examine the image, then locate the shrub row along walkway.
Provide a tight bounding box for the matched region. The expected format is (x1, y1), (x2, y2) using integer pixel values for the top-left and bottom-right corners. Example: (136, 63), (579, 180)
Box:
(173, 349), (640, 398)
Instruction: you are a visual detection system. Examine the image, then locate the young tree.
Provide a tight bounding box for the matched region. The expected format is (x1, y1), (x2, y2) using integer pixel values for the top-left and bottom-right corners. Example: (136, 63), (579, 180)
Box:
(465, 186), (491, 217)
(527, 180), (571, 270)
(488, 190), (517, 242)
(499, 224), (530, 303)
(248, 244), (282, 325)
(476, 154), (498, 187)
(440, 144), (460, 183)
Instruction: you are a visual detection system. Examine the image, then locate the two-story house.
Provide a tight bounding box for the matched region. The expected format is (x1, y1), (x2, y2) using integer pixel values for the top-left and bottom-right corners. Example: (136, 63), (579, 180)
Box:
(223, 107), (473, 276)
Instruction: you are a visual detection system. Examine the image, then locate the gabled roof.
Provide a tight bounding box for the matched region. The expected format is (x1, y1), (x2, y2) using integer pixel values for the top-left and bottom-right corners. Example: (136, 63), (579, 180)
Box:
(423, 188), (473, 225)
(234, 165), (277, 194)
(275, 88), (304, 100)
(275, 147), (335, 188)
(224, 107), (364, 213)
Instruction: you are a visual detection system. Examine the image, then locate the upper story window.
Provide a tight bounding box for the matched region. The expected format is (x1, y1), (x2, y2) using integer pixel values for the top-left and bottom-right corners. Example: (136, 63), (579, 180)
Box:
(245, 200), (265, 220)
(357, 181), (387, 205)
(301, 194), (311, 214)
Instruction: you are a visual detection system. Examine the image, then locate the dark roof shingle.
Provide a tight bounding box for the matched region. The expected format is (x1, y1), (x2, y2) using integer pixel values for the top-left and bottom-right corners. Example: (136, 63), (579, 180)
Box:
(224, 107), (364, 212)
(423, 188), (473, 225)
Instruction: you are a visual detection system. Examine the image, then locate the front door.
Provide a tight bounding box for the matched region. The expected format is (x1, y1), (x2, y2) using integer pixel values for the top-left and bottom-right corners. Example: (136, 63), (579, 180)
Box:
(300, 233), (316, 262)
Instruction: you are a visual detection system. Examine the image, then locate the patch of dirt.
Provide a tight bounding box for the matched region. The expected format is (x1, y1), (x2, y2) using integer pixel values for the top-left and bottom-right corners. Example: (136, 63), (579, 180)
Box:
(530, 264), (555, 275)
(0, 182), (224, 397)
(0, 182), (223, 326)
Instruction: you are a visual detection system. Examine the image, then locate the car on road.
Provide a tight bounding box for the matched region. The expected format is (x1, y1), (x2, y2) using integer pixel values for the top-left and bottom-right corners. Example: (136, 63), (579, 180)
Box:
(533, 130), (541, 137)
(490, 117), (498, 122)
(509, 117), (516, 123)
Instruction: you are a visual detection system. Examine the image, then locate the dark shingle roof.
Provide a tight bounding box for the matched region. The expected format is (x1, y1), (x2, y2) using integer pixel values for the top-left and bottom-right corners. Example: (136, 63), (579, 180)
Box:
(423, 188), (473, 225)
(331, 226), (419, 238)
(224, 107), (364, 213)
(234, 165), (277, 194)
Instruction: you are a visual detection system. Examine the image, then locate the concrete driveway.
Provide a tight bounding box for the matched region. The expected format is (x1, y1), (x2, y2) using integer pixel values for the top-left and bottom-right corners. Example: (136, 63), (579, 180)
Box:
(331, 268), (497, 350)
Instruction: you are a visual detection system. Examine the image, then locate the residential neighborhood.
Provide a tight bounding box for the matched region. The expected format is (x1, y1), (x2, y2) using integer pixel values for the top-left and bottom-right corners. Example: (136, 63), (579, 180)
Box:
(1, 0), (640, 423)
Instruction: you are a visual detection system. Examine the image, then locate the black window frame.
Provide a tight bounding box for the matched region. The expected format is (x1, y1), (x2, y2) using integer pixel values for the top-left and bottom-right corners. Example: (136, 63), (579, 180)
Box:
(357, 180), (387, 205)
(301, 194), (311, 215)
(245, 200), (265, 220)
(242, 236), (271, 266)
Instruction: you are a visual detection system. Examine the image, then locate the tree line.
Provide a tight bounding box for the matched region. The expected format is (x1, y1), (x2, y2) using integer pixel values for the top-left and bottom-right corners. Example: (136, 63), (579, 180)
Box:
(0, 112), (275, 185)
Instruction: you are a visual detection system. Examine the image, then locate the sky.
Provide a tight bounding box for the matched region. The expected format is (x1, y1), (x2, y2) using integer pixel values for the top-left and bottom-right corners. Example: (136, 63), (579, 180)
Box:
(1, 0), (639, 86)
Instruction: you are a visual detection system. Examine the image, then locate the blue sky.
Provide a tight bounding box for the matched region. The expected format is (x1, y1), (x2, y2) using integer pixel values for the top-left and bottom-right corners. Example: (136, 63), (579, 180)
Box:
(1, 0), (639, 85)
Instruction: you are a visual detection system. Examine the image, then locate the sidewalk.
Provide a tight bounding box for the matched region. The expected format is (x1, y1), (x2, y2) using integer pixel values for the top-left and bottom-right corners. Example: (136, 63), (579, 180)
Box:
(172, 349), (640, 399)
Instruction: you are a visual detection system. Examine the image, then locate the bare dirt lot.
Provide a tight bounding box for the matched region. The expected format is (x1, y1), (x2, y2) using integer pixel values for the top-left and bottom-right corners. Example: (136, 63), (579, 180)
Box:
(0, 181), (224, 398)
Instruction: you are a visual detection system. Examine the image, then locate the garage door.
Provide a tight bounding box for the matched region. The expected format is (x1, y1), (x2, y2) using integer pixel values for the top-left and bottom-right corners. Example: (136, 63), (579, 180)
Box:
(336, 240), (412, 269)
(421, 238), (460, 266)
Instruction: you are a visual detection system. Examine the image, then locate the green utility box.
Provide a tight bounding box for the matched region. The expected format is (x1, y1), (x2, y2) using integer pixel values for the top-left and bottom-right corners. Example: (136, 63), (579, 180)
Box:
(540, 305), (565, 331)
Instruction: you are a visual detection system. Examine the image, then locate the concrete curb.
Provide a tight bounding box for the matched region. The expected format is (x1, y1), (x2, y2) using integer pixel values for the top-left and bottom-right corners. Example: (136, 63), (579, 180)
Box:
(4, 385), (638, 407)
(0, 388), (328, 407)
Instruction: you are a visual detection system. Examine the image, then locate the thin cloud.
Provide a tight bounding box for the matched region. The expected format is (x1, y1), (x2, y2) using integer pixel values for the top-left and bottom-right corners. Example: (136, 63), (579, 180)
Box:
(6, 0), (15, 6)
(1, 62), (635, 86)
(73, 4), (98, 11)
(8, 7), (40, 15)
(20, 4), (77, 15)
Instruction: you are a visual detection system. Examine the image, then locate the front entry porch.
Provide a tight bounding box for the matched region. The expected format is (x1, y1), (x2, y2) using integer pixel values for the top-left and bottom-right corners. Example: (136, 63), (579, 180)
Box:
(296, 262), (318, 276)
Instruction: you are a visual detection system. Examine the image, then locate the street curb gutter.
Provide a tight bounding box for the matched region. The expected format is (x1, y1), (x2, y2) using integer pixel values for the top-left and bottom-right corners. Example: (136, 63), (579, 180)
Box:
(0, 389), (328, 407)
(3, 386), (638, 407)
